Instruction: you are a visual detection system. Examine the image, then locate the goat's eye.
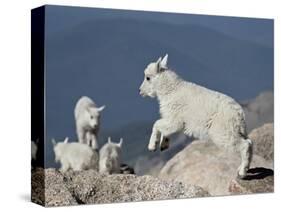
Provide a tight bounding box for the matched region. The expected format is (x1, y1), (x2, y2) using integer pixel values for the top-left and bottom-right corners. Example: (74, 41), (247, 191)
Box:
(146, 77), (150, 81)
(90, 116), (94, 119)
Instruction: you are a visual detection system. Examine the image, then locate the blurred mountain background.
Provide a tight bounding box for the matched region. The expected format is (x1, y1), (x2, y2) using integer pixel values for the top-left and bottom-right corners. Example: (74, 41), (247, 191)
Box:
(43, 6), (273, 170)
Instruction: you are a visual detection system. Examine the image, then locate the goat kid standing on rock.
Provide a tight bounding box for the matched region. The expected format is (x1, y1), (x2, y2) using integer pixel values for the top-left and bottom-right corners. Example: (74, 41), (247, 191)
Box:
(139, 54), (253, 178)
(74, 96), (105, 150)
(99, 137), (123, 174)
(52, 137), (99, 172)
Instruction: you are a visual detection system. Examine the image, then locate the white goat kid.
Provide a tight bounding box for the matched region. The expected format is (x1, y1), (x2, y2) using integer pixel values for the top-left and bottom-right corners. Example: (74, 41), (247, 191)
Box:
(74, 96), (105, 150)
(31, 139), (38, 161)
(99, 137), (123, 175)
(52, 137), (99, 172)
(139, 54), (253, 178)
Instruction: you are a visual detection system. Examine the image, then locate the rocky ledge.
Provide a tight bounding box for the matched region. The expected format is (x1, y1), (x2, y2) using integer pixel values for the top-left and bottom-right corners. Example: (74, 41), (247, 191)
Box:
(229, 167), (274, 194)
(31, 168), (209, 207)
(159, 123), (274, 196)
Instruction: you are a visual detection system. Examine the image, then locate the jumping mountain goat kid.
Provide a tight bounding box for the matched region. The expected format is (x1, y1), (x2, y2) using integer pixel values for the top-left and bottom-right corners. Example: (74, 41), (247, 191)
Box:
(52, 137), (99, 172)
(139, 54), (253, 178)
(99, 137), (123, 174)
(74, 96), (105, 150)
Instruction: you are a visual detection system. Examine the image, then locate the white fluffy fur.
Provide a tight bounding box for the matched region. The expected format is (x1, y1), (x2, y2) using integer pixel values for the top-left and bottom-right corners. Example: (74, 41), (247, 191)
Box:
(139, 54), (253, 178)
(74, 96), (105, 150)
(31, 140), (38, 160)
(52, 137), (99, 172)
(99, 137), (123, 174)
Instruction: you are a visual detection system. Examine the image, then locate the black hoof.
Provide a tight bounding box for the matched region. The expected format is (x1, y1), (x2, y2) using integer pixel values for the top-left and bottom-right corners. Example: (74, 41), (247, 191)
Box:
(160, 145), (168, 152)
(160, 138), (169, 152)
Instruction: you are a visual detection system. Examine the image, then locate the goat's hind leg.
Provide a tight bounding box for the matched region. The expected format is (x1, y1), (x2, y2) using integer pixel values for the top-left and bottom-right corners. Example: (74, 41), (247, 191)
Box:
(237, 138), (253, 179)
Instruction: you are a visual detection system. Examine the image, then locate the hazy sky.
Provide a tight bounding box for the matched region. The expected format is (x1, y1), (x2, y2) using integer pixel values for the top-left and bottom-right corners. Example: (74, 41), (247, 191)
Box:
(46, 5), (273, 47)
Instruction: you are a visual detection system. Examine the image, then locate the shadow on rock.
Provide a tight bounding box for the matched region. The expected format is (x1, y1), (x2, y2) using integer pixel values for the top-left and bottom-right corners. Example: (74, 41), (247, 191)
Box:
(243, 167), (274, 181)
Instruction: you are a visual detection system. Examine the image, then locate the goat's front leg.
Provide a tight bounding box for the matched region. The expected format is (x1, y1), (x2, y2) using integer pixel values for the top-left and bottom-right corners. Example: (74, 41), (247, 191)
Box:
(77, 126), (86, 144)
(148, 121), (161, 151)
(60, 159), (70, 173)
(90, 133), (98, 150)
(148, 119), (182, 152)
(160, 134), (170, 151)
(85, 131), (98, 149)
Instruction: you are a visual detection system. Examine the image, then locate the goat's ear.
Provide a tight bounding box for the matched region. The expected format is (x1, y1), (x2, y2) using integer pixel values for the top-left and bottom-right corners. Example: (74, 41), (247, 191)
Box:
(97, 105), (105, 112)
(156, 55), (168, 73)
(160, 54), (168, 69)
(64, 137), (69, 144)
(156, 57), (162, 64)
(51, 138), (56, 146)
(108, 137), (112, 143)
(118, 138), (123, 147)
(156, 57), (161, 73)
